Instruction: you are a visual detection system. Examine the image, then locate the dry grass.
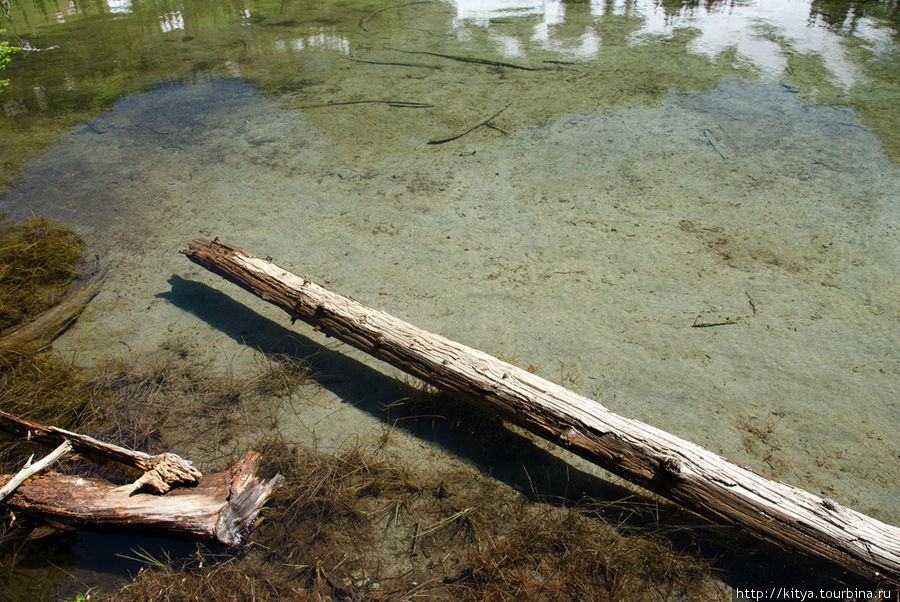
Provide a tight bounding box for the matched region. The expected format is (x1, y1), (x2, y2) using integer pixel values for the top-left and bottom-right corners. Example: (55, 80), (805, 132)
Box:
(90, 343), (313, 468)
(103, 429), (725, 601)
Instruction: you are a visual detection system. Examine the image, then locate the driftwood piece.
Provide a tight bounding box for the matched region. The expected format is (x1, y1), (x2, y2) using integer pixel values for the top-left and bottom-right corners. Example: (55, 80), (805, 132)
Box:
(0, 410), (200, 494)
(0, 451), (282, 547)
(0, 269), (105, 352)
(183, 238), (900, 584)
(0, 440), (72, 503)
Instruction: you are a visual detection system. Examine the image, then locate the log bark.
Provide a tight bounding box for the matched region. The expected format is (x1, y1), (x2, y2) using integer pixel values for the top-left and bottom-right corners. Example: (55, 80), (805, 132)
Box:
(0, 450), (283, 547)
(183, 237), (900, 584)
(0, 410), (201, 494)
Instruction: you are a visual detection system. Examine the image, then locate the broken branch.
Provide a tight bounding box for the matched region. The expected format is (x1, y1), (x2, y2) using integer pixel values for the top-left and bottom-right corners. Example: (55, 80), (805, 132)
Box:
(0, 439), (72, 503)
(0, 410), (200, 493)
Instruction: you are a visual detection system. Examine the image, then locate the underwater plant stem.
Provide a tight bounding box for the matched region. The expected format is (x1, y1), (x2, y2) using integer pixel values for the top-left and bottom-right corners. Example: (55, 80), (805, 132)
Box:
(358, 1), (433, 32)
(183, 238), (900, 585)
(386, 47), (540, 71)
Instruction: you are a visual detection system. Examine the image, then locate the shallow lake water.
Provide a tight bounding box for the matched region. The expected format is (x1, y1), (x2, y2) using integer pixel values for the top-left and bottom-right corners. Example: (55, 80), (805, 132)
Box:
(1, 0), (898, 594)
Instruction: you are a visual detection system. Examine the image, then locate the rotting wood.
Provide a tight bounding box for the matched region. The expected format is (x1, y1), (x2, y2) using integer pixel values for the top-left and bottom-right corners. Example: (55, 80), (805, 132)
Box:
(0, 450), (283, 547)
(0, 410), (200, 494)
(182, 238), (900, 584)
(0, 268), (105, 352)
(429, 102), (512, 145)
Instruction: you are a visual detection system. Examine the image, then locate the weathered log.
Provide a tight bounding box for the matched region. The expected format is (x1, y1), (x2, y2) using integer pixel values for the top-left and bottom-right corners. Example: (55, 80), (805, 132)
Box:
(0, 450), (283, 547)
(0, 410), (201, 494)
(183, 237), (900, 584)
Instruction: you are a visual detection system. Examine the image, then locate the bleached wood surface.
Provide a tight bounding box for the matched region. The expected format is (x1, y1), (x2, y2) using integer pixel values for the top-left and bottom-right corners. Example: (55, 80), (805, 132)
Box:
(184, 237), (900, 584)
(0, 410), (200, 494)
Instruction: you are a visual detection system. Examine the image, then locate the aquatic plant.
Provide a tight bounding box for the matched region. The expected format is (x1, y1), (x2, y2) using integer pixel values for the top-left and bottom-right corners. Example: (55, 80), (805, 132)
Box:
(0, 215), (84, 332)
(0, 217), (98, 473)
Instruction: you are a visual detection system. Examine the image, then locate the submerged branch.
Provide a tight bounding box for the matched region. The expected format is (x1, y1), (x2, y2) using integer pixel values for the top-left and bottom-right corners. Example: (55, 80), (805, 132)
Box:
(344, 56), (442, 70)
(386, 47), (541, 71)
(359, 1), (434, 32)
(428, 102), (512, 145)
(296, 100), (433, 109)
(0, 268), (106, 352)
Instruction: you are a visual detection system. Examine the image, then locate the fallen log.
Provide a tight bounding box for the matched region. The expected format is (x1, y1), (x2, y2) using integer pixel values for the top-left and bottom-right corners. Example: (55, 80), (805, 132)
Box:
(0, 410), (200, 494)
(0, 450), (282, 547)
(183, 238), (900, 584)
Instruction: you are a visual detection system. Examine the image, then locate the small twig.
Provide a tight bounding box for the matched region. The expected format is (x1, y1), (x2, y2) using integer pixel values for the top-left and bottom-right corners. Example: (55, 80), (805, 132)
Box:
(296, 99), (432, 109)
(410, 521), (420, 557)
(415, 507), (473, 538)
(359, 1), (433, 32)
(387, 47), (540, 71)
(745, 291), (758, 316)
(702, 129), (726, 160)
(0, 440), (72, 503)
(428, 102), (511, 144)
(691, 316), (737, 328)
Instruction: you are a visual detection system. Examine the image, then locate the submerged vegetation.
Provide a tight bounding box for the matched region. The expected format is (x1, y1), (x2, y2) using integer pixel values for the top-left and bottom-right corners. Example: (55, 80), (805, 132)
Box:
(0, 216), (97, 468)
(0, 216), (83, 332)
(108, 432), (723, 601)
